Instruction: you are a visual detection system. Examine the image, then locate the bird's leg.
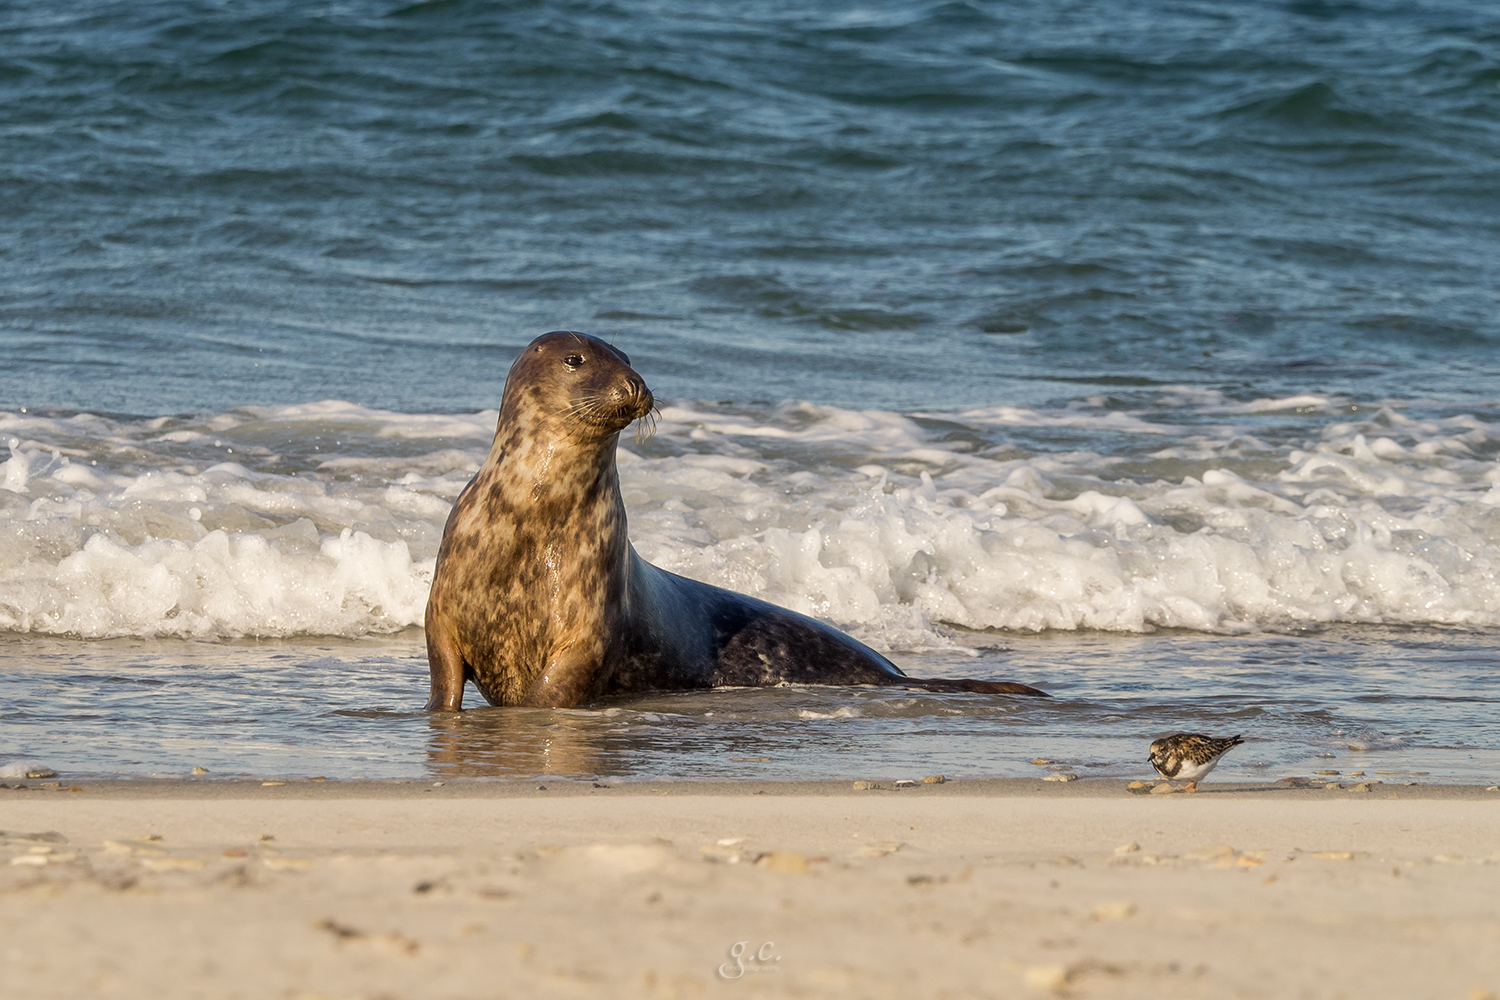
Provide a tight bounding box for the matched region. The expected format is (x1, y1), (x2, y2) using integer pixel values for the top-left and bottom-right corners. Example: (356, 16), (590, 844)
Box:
(1184, 781), (1199, 793)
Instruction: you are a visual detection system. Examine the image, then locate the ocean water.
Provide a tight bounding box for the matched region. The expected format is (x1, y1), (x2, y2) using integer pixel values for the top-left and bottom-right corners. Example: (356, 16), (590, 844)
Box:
(2, 0), (1498, 782)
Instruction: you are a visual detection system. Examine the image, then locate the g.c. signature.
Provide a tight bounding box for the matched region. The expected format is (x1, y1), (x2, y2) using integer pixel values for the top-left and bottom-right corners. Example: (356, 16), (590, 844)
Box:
(719, 940), (780, 979)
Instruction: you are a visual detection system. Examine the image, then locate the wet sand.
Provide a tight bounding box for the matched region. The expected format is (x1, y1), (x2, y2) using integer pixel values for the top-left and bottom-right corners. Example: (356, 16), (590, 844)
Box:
(3, 779), (1499, 999)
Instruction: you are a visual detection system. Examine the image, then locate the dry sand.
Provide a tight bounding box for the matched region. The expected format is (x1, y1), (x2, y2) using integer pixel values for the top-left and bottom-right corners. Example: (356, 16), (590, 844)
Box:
(3, 778), (1499, 999)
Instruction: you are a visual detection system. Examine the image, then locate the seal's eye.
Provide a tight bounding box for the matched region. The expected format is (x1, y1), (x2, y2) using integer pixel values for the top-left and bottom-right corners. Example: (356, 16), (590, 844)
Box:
(563, 354), (585, 370)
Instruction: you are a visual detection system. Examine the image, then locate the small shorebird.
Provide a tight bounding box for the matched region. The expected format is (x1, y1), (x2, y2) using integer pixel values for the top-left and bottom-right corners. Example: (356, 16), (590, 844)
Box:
(1148, 733), (1245, 792)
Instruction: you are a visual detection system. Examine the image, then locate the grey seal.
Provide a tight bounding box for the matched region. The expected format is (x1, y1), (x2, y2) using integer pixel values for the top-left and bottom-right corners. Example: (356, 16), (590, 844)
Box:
(423, 331), (1047, 709)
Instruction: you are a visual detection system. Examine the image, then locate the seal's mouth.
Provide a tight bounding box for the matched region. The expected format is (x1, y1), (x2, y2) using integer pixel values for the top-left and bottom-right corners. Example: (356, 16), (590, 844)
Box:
(569, 378), (655, 432)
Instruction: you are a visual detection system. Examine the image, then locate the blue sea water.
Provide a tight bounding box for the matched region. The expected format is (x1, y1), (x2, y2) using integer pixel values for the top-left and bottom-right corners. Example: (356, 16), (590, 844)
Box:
(1, 0), (1498, 782)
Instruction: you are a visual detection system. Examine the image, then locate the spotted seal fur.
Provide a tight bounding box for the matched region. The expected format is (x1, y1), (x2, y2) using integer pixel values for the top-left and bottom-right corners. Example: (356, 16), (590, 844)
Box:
(423, 331), (1047, 709)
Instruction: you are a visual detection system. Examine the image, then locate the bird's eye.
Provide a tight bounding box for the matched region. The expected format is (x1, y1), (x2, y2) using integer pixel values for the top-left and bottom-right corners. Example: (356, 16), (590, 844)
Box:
(563, 354), (585, 369)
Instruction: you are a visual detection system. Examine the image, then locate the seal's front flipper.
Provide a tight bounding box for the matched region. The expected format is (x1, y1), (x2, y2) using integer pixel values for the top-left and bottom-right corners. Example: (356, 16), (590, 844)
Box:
(424, 624), (467, 711)
(894, 676), (1049, 697)
(522, 644), (603, 708)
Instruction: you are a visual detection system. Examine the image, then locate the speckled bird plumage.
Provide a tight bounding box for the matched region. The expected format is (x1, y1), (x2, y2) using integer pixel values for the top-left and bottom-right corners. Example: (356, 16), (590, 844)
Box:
(1148, 733), (1245, 790)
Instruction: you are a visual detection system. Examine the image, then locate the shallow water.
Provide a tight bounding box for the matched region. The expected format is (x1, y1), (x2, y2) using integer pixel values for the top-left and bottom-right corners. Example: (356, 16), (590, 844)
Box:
(3, 625), (1496, 783)
(2, 0), (1498, 781)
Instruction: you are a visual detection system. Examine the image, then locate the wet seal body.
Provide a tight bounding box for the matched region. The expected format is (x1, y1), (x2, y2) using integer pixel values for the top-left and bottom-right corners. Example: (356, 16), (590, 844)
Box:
(423, 331), (1047, 710)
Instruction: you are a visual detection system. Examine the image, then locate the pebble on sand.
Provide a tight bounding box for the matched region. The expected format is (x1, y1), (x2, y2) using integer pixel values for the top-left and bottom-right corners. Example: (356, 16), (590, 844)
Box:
(1030, 759), (1053, 766)
(1149, 783), (1178, 795)
(756, 851), (808, 875)
(851, 780), (877, 790)
(922, 775), (945, 784)
(1115, 843), (1140, 855)
(1042, 774), (1077, 782)
(191, 767), (209, 775)
(1186, 844), (1235, 861)
(1023, 965), (1069, 990)
(103, 840), (166, 857)
(1093, 901), (1136, 920)
(25, 769), (57, 779)
(893, 780), (917, 788)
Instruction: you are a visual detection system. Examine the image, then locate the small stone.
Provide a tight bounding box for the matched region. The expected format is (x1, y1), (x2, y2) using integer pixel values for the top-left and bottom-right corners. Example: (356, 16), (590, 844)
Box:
(10, 855), (47, 867)
(1114, 842), (1140, 855)
(1324, 781), (1343, 789)
(1186, 844), (1235, 861)
(1314, 770), (1340, 775)
(858, 842), (902, 858)
(1042, 773), (1076, 782)
(1149, 782), (1178, 795)
(1310, 851), (1354, 860)
(1127, 780), (1147, 789)
(102, 840), (166, 857)
(922, 775), (945, 784)
(261, 781), (285, 787)
(1023, 965), (1069, 990)
(1486, 786), (1498, 792)
(136, 834), (163, 842)
(1351, 781), (1381, 792)
(1433, 854), (1464, 864)
(223, 848), (247, 858)
(756, 851), (808, 875)
(1093, 901), (1135, 920)
(1030, 758), (1052, 766)
(191, 767), (209, 775)
(893, 779), (917, 788)
(259, 834), (275, 842)
(1346, 771), (1365, 777)
(24, 769), (56, 779)
(851, 780), (877, 790)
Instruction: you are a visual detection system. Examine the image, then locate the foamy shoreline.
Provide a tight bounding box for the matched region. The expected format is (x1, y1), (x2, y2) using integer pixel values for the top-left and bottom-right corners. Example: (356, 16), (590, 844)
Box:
(4, 781), (1498, 999)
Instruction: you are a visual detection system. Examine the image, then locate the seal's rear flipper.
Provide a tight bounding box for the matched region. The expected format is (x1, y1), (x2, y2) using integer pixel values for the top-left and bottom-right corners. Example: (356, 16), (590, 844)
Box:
(894, 677), (1049, 697)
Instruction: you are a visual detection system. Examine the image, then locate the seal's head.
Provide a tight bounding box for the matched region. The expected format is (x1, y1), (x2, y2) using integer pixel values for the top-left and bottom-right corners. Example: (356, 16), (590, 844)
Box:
(500, 331), (654, 441)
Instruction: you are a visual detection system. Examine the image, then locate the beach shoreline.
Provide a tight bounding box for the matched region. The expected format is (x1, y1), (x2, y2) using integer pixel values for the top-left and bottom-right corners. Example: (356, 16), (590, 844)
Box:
(4, 781), (1497, 999)
(5, 775), (1500, 800)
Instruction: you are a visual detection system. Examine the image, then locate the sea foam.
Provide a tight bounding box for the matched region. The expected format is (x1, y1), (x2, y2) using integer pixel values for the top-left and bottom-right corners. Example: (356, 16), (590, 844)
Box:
(1, 393), (1497, 645)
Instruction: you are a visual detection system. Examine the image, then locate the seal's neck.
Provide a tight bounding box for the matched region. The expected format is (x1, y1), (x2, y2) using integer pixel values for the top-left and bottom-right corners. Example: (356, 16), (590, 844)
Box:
(487, 420), (623, 513)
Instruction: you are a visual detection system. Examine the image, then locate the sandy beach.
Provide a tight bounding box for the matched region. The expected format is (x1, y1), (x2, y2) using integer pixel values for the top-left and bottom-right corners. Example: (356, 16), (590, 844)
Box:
(3, 779), (1498, 999)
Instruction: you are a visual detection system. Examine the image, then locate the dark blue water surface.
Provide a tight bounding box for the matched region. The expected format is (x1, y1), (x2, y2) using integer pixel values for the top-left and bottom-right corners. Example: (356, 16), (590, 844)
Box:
(3, 0), (1498, 415)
